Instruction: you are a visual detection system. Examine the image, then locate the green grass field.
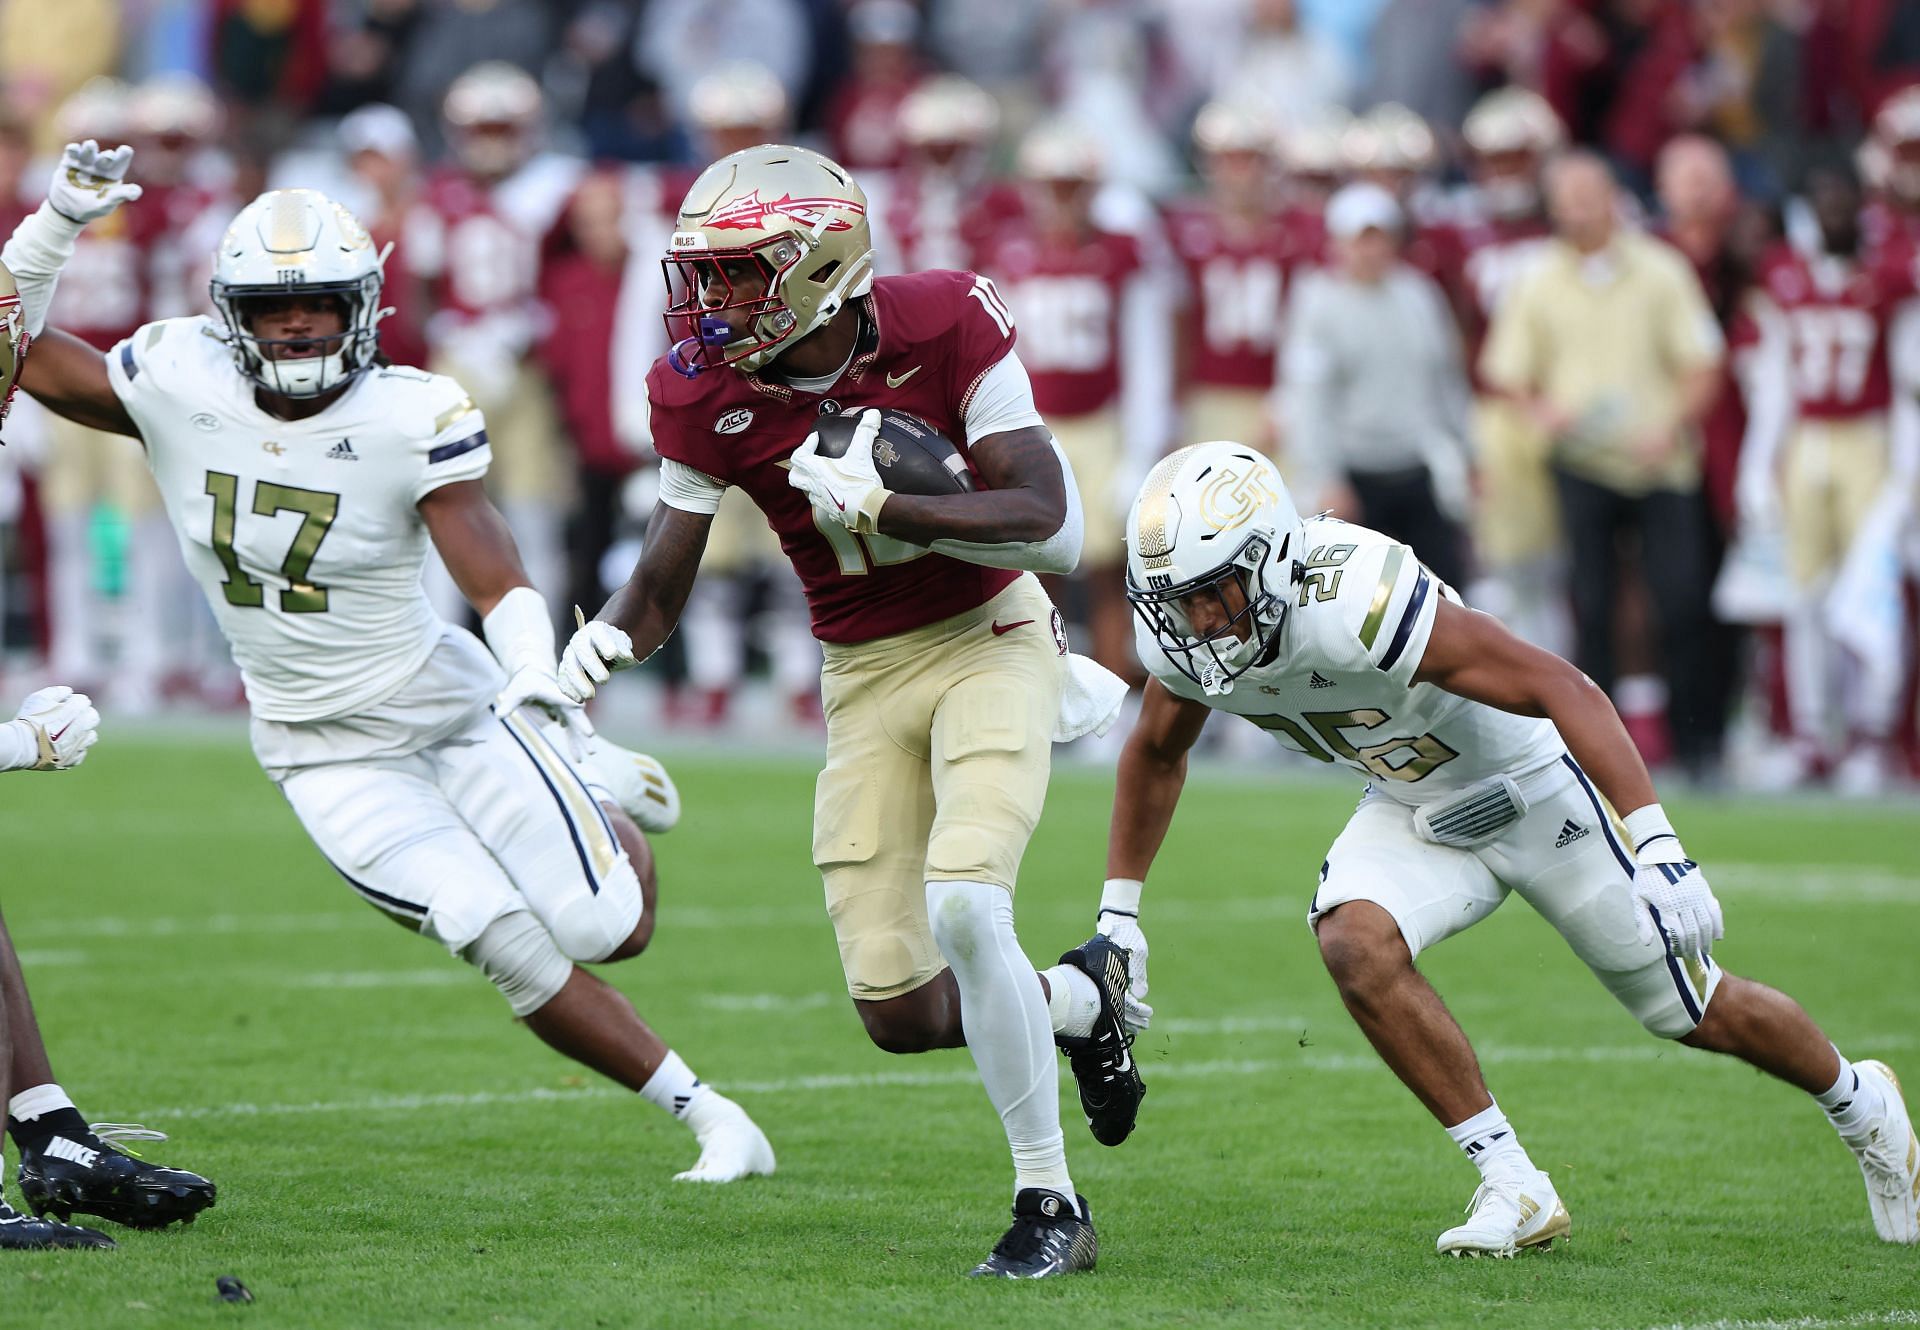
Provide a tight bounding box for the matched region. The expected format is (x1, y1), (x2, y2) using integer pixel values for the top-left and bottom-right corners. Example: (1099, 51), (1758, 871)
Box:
(2, 730), (1916, 1329)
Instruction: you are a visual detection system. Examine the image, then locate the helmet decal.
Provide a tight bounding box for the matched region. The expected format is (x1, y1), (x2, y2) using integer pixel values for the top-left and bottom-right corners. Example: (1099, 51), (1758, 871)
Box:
(1198, 464), (1280, 533)
(706, 190), (866, 233)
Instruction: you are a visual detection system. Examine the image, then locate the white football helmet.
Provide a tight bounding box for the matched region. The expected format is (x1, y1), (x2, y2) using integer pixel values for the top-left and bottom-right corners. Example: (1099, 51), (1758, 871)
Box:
(1125, 441), (1304, 696)
(209, 190), (389, 398)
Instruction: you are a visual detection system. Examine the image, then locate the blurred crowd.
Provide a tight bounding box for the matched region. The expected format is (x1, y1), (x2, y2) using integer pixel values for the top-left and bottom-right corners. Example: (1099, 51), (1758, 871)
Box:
(1, 0), (1918, 794)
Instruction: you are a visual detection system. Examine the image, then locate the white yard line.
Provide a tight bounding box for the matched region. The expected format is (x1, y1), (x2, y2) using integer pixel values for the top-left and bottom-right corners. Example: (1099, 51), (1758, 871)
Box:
(136, 1035), (1917, 1124)
(14, 860), (1913, 948)
(1635, 1313), (1920, 1330)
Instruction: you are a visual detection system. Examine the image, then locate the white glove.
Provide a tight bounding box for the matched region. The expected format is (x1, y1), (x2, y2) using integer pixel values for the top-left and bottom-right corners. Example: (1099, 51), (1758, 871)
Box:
(558, 618), (636, 702)
(1096, 877), (1151, 1032)
(47, 140), (143, 226)
(787, 407), (890, 534)
(496, 665), (592, 760)
(1631, 842), (1724, 960)
(6, 686), (99, 771)
(1734, 467), (1781, 535)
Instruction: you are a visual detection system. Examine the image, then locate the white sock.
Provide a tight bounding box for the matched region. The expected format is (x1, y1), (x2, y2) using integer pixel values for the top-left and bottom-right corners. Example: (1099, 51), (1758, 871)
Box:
(1041, 964), (1101, 1039)
(927, 879), (1073, 1198)
(638, 1050), (704, 1123)
(1445, 1100), (1532, 1180)
(8, 1084), (76, 1122)
(1815, 1049), (1880, 1138)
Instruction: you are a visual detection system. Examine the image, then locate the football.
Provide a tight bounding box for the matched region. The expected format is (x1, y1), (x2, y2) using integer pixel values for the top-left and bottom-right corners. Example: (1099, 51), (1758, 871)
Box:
(810, 408), (977, 496)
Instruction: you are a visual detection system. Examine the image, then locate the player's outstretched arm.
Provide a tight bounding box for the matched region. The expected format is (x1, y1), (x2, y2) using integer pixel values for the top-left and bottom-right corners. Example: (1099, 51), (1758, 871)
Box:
(1108, 679), (1211, 883)
(421, 480), (582, 743)
(5, 141), (144, 438)
(16, 327), (138, 437)
(559, 503), (713, 702)
(1413, 597), (1723, 956)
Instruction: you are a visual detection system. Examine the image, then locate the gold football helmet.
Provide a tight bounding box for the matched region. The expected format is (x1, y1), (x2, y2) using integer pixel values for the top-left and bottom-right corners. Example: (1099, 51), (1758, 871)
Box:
(1, 259), (29, 434)
(663, 144), (874, 376)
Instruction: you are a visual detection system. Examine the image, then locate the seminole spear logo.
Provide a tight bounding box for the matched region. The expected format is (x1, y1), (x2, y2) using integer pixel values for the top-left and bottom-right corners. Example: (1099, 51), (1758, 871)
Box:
(705, 190), (867, 233)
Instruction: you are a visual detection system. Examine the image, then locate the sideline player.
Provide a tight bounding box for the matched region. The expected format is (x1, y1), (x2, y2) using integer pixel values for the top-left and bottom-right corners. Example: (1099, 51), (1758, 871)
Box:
(1105, 439), (1918, 1254)
(4, 144), (772, 1184)
(559, 144), (1140, 1277)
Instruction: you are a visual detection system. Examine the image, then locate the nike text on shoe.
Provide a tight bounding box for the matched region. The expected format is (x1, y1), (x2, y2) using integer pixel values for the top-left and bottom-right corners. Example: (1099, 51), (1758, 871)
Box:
(0, 1199), (115, 1250)
(17, 1125), (216, 1230)
(967, 1189), (1097, 1278)
(1436, 1170), (1570, 1258)
(1055, 935), (1146, 1146)
(1847, 1060), (1920, 1244)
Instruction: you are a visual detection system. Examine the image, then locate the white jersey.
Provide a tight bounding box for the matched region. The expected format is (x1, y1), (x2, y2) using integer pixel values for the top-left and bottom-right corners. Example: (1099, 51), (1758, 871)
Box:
(1141, 518), (1565, 804)
(107, 316), (494, 724)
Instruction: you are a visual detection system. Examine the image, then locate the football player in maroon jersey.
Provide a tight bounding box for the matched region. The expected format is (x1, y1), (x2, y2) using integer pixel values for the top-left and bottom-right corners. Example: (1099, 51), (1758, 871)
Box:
(559, 145), (1142, 1278)
(1165, 101), (1295, 462)
(1735, 163), (1919, 795)
(977, 123), (1173, 680)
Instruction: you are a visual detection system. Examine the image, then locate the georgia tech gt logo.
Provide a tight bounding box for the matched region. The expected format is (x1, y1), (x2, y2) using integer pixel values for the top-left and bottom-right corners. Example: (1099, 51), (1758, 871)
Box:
(705, 191), (867, 233)
(1198, 465), (1279, 533)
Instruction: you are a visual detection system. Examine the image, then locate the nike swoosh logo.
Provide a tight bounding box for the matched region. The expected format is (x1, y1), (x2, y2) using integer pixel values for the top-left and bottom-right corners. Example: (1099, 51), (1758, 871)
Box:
(48, 722), (73, 743)
(990, 619), (1034, 636)
(885, 366), (922, 388)
(1113, 1046), (1132, 1075)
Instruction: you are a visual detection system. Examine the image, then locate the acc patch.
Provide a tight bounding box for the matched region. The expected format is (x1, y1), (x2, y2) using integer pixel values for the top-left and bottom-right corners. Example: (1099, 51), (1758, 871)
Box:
(715, 407), (754, 434)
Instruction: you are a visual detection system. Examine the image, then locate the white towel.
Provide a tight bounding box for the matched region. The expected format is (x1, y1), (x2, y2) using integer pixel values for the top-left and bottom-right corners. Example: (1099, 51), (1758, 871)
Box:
(1054, 652), (1130, 742)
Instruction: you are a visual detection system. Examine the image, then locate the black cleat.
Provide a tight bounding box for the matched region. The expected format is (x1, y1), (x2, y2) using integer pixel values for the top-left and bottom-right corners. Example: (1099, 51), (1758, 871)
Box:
(18, 1125), (215, 1230)
(967, 1188), (1097, 1278)
(0, 1199), (115, 1250)
(1056, 935), (1146, 1146)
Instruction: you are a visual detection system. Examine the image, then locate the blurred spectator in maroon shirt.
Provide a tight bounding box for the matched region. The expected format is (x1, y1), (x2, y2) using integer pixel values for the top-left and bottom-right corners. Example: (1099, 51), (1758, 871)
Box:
(824, 1), (926, 173)
(540, 171), (647, 627)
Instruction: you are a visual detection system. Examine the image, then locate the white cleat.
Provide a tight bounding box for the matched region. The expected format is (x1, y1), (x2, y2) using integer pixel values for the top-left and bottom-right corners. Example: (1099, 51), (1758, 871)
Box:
(1436, 1169), (1571, 1258)
(674, 1094), (775, 1184)
(582, 741), (681, 834)
(1846, 1061), (1919, 1244)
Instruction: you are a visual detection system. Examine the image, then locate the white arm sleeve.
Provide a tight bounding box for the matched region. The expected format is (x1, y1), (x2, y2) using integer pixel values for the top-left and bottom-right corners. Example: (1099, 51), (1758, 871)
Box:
(932, 351), (1081, 574)
(961, 351), (1045, 442)
(1, 204), (86, 336)
(657, 457), (728, 515)
(1118, 269), (1174, 484)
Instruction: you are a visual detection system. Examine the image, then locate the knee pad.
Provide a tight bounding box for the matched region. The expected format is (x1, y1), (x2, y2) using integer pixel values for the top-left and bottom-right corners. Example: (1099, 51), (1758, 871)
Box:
(925, 879), (1014, 967)
(1602, 951), (1721, 1041)
(462, 910), (573, 1017)
(545, 857), (645, 964)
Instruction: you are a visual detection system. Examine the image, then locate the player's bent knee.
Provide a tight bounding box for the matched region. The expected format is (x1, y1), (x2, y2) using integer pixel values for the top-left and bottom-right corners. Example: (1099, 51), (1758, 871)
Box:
(462, 910), (572, 1017)
(544, 861), (646, 964)
(924, 878), (1009, 958)
(599, 911), (654, 963)
(1314, 901), (1410, 989)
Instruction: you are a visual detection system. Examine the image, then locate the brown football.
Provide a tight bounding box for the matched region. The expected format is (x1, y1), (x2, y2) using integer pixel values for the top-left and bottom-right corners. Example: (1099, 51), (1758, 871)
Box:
(810, 409), (977, 495)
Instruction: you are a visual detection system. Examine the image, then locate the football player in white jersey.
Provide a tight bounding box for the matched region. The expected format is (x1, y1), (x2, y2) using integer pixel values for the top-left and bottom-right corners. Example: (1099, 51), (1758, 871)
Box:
(2, 143), (773, 1184)
(1103, 440), (1918, 1255)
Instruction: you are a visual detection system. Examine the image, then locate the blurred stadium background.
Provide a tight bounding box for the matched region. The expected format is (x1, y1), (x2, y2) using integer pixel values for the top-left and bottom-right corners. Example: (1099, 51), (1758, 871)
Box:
(3, 0), (1920, 789)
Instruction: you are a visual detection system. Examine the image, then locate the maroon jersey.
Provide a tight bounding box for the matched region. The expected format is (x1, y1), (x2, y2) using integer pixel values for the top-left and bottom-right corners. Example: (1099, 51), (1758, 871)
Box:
(406, 158), (580, 333)
(879, 170), (1022, 274)
(1163, 200), (1296, 391)
(1862, 198), (1920, 261)
(975, 224), (1141, 418)
(647, 270), (1020, 644)
(1758, 242), (1916, 420)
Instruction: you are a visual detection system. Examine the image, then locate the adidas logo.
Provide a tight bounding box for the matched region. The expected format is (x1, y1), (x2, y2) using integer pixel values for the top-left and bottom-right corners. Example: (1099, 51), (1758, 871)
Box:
(45, 1136), (99, 1167)
(326, 439), (359, 461)
(1308, 671), (1336, 689)
(1554, 819), (1589, 848)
